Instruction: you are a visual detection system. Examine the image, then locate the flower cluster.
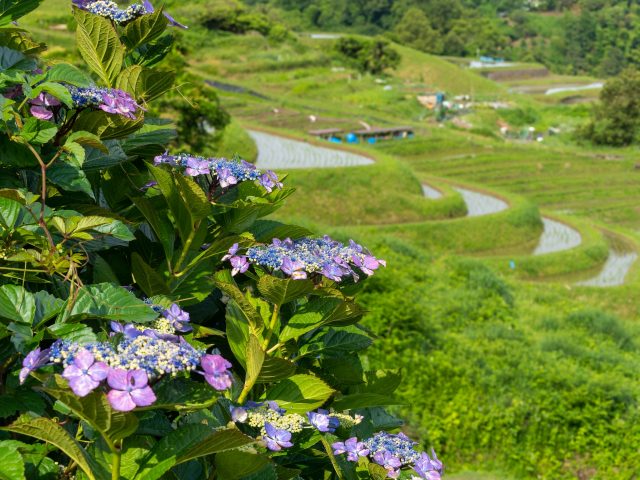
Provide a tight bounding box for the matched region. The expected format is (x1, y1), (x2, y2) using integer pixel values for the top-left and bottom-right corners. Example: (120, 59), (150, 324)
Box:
(231, 402), (362, 452)
(332, 432), (443, 479)
(67, 85), (143, 119)
(19, 306), (233, 412)
(153, 153), (283, 193)
(80, 0), (146, 24)
(72, 0), (187, 28)
(225, 236), (385, 281)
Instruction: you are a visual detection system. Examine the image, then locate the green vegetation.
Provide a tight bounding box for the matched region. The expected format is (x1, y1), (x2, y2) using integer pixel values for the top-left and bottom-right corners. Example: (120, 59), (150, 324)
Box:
(245, 0), (640, 77)
(334, 36), (401, 74)
(581, 68), (640, 146)
(17, 0), (640, 478)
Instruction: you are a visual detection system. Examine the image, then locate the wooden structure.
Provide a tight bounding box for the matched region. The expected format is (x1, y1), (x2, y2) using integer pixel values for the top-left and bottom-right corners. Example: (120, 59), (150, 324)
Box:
(352, 126), (414, 143)
(308, 128), (344, 142)
(309, 126), (415, 144)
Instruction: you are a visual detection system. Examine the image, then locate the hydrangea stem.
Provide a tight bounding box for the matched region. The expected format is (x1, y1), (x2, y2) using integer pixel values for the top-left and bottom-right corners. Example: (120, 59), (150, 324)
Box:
(320, 436), (345, 480)
(173, 226), (198, 275)
(111, 439), (122, 480)
(112, 450), (121, 480)
(261, 304), (280, 350)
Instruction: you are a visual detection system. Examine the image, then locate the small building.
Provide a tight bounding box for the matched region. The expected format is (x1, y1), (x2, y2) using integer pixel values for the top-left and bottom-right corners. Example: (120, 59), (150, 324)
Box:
(308, 128), (344, 143)
(352, 126), (415, 144)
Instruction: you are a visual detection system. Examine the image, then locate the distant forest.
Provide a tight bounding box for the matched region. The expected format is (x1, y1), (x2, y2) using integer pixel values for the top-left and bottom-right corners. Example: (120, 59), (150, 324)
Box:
(243, 0), (640, 76)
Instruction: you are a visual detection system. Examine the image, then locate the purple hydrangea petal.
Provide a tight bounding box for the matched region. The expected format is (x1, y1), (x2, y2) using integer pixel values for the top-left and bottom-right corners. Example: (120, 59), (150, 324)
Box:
(87, 362), (110, 382)
(74, 349), (95, 370)
(30, 105), (53, 120)
(107, 389), (136, 411)
(69, 374), (101, 397)
(107, 368), (130, 390)
(129, 385), (156, 406)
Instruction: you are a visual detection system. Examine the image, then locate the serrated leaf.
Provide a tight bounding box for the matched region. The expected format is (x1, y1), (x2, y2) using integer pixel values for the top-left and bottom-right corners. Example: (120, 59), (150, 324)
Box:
(0, 0), (44, 26)
(331, 393), (401, 411)
(64, 141), (86, 167)
(279, 298), (342, 343)
(265, 374), (334, 414)
(132, 253), (170, 297)
(250, 221), (313, 243)
(67, 131), (108, 152)
(0, 135), (36, 167)
(116, 65), (174, 103)
(47, 323), (97, 343)
(0, 285), (35, 325)
(58, 283), (158, 323)
(74, 8), (124, 86)
(131, 196), (175, 261)
(0, 45), (34, 71)
(149, 164), (210, 244)
(244, 334), (264, 389)
(0, 196), (21, 229)
(256, 356), (296, 383)
(2, 417), (107, 480)
(46, 63), (93, 87)
(34, 291), (63, 326)
(47, 162), (94, 198)
(257, 276), (314, 306)
(215, 270), (264, 336)
(133, 425), (254, 479)
(151, 377), (218, 411)
(18, 118), (57, 144)
(0, 441), (25, 480)
(123, 8), (168, 51)
(298, 329), (372, 358)
(215, 451), (276, 480)
(177, 429), (256, 464)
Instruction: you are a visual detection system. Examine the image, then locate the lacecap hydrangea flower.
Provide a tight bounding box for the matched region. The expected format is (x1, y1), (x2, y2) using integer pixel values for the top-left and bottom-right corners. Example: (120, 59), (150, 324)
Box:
(72, 0), (186, 28)
(153, 153), (283, 193)
(20, 311), (234, 411)
(67, 85), (143, 119)
(332, 431), (443, 479)
(224, 236), (385, 282)
(230, 402), (362, 452)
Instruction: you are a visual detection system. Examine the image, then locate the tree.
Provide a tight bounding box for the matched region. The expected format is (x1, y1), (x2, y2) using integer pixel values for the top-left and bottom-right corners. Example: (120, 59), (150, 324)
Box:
(335, 36), (401, 74)
(600, 46), (626, 77)
(581, 68), (640, 146)
(393, 7), (443, 54)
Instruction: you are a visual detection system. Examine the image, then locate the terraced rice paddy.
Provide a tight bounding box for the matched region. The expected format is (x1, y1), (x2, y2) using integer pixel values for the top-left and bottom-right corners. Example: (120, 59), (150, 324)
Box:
(453, 187), (508, 217)
(533, 218), (582, 255)
(255, 133), (637, 287)
(544, 82), (603, 95)
(577, 250), (638, 287)
(422, 184), (443, 199)
(250, 130), (374, 169)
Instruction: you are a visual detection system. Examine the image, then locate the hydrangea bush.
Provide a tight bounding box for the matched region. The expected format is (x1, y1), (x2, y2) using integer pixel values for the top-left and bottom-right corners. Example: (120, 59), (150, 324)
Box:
(0, 1), (442, 479)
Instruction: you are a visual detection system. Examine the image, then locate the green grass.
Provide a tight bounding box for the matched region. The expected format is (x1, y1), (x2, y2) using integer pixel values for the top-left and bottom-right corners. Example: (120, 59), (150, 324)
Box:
(215, 120), (258, 161)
